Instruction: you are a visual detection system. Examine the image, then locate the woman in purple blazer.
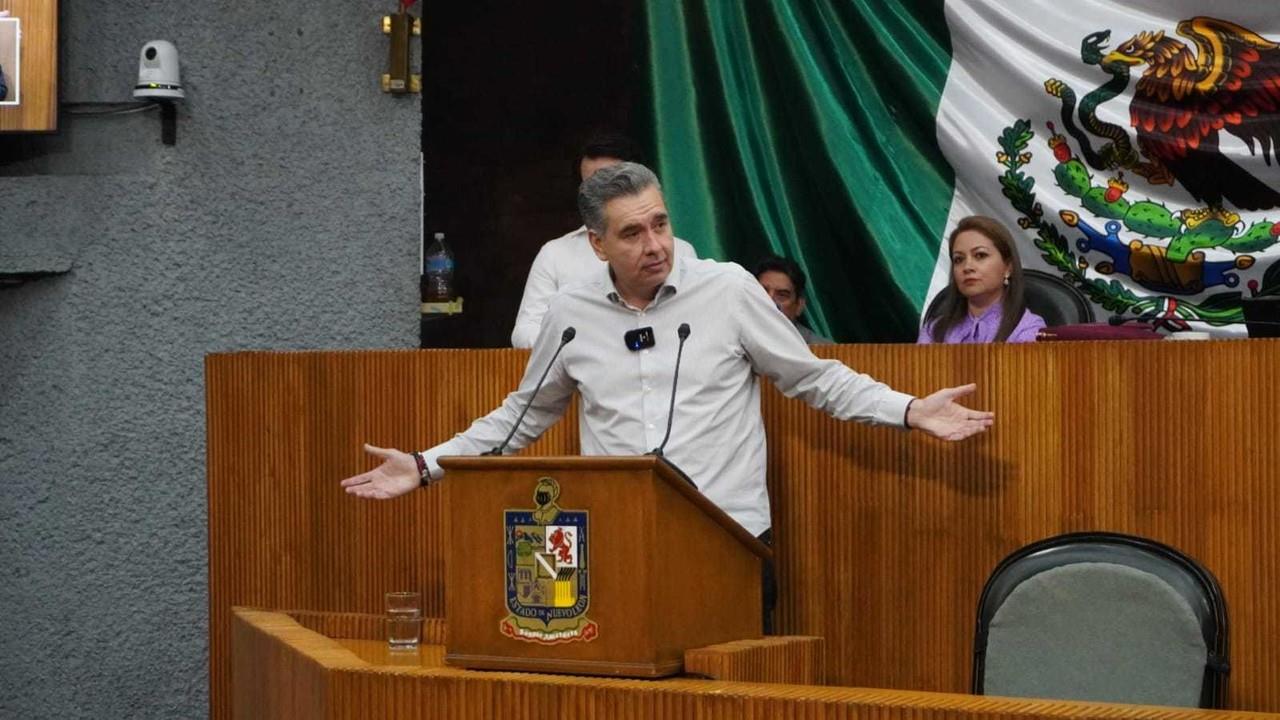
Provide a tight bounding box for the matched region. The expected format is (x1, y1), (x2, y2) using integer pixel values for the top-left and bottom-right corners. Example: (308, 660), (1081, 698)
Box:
(918, 215), (1046, 344)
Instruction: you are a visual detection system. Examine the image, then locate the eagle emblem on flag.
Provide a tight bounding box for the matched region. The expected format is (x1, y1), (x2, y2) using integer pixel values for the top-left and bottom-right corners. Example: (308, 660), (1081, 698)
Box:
(998, 16), (1280, 329)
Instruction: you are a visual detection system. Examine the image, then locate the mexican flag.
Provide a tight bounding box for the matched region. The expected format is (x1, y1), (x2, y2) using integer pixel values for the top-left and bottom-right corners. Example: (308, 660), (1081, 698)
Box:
(647, 1), (1280, 340)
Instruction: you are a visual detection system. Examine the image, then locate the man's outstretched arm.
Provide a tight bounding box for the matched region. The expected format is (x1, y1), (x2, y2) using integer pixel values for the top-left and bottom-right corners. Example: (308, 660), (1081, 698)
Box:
(734, 271), (993, 441)
(341, 310), (578, 499)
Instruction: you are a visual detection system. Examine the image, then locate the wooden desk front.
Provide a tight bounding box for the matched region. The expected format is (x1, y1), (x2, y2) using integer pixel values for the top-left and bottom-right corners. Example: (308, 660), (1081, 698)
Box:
(232, 608), (1272, 720)
(207, 341), (1280, 717)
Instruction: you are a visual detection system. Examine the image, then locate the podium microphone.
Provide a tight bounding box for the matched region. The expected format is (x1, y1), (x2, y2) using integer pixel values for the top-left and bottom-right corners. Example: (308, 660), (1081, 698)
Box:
(651, 323), (691, 457)
(484, 327), (576, 456)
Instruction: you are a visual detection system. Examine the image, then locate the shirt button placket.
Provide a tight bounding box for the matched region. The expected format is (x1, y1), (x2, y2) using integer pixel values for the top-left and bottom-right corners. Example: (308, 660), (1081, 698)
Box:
(635, 311), (657, 447)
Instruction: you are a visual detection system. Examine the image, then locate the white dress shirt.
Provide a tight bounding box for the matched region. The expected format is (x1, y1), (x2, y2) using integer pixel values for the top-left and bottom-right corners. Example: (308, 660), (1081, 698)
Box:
(796, 322), (833, 345)
(425, 256), (913, 536)
(510, 226), (699, 348)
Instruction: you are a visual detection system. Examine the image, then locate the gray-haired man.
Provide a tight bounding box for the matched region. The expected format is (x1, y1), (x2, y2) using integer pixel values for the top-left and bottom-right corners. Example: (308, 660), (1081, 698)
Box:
(341, 162), (994, 632)
(510, 132), (698, 348)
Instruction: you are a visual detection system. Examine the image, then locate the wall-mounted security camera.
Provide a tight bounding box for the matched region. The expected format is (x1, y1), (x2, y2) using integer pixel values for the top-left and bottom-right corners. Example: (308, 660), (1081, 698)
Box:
(133, 41), (184, 100)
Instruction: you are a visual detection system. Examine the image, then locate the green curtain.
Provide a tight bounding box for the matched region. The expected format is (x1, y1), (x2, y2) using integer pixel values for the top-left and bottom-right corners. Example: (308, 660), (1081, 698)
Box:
(643, 0), (954, 342)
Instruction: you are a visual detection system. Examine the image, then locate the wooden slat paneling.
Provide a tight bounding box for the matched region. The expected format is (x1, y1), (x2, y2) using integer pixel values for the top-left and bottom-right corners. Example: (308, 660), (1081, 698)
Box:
(284, 609), (446, 645)
(770, 341), (1278, 705)
(209, 341), (1280, 718)
(0, 0), (57, 132)
(208, 349), (579, 719)
(684, 636), (824, 684)
(232, 608), (1275, 720)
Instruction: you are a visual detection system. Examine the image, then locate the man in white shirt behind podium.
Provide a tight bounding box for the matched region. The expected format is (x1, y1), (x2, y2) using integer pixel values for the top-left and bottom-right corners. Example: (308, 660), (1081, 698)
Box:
(342, 162), (994, 632)
(510, 132), (697, 348)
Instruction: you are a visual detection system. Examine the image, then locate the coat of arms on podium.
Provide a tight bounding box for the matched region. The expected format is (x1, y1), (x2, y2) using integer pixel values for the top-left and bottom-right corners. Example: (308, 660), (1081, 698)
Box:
(500, 476), (598, 644)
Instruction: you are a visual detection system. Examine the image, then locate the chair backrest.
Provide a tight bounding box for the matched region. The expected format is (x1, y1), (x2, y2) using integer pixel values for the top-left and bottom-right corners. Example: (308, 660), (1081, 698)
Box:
(1024, 269), (1094, 326)
(1240, 295), (1280, 338)
(973, 532), (1229, 708)
(923, 270), (1094, 331)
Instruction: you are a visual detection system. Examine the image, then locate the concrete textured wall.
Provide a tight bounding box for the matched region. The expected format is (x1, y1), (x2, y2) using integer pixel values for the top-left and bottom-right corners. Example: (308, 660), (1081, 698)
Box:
(0, 2), (420, 717)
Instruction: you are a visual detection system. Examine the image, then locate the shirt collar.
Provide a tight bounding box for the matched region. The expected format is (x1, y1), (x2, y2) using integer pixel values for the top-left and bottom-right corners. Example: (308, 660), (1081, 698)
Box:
(603, 255), (683, 309)
(970, 300), (1003, 324)
(664, 254), (686, 294)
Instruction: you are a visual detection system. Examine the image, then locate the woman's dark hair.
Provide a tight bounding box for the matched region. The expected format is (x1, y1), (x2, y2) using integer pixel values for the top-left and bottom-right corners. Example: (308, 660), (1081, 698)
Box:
(926, 215), (1028, 343)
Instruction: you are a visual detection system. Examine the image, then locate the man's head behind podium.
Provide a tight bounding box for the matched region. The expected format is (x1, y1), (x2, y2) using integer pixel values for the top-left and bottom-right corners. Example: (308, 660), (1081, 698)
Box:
(579, 162), (675, 308)
(574, 130), (644, 186)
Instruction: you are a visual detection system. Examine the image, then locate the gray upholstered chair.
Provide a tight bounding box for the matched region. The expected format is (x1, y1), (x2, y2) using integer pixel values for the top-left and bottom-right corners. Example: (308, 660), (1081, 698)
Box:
(972, 532), (1229, 708)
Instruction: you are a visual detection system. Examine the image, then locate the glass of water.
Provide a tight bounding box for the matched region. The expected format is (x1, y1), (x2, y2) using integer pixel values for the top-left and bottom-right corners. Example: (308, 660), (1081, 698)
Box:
(385, 591), (423, 650)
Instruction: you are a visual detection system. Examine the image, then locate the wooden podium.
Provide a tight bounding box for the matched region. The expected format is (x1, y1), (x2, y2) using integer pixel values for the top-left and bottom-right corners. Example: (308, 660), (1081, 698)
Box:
(440, 455), (771, 678)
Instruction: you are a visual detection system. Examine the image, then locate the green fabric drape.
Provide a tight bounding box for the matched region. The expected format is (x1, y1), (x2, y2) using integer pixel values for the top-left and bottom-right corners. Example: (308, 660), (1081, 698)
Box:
(644, 0), (954, 341)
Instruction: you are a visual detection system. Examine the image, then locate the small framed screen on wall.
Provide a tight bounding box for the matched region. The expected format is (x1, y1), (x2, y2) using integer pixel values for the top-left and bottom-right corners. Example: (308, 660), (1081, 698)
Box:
(0, 1), (57, 133)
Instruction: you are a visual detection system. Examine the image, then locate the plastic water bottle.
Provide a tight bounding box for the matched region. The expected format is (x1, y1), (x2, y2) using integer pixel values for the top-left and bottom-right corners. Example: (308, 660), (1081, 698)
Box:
(422, 232), (455, 302)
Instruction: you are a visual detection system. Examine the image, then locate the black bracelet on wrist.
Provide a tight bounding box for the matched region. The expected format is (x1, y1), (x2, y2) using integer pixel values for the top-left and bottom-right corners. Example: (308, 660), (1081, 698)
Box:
(904, 398), (915, 430)
(413, 452), (431, 485)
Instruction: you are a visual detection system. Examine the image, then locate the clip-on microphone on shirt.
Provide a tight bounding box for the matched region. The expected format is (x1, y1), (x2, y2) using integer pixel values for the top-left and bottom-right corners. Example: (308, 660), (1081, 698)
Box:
(624, 326), (655, 351)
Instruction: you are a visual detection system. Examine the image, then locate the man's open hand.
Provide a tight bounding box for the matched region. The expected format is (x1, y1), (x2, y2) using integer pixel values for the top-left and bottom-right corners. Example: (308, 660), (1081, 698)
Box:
(339, 444), (421, 499)
(906, 384), (994, 441)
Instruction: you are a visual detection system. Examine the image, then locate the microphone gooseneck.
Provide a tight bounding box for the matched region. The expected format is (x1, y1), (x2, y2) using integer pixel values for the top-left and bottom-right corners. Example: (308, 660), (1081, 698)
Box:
(485, 327), (576, 456)
(651, 323), (691, 457)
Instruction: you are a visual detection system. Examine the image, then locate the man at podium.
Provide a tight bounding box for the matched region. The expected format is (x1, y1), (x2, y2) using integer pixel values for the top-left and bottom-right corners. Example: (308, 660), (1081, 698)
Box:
(341, 162), (994, 630)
